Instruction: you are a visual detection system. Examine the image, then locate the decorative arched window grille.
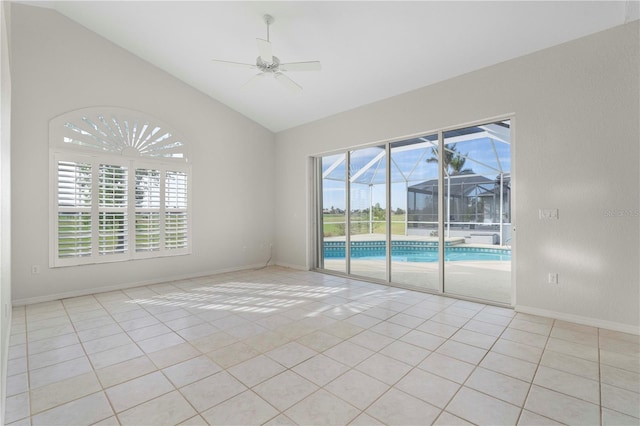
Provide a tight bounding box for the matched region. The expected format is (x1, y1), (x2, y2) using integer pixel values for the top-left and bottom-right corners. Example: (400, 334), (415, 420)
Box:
(49, 107), (191, 267)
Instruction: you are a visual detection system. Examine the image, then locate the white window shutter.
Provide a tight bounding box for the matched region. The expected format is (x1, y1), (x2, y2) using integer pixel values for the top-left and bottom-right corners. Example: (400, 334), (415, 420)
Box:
(50, 108), (190, 267)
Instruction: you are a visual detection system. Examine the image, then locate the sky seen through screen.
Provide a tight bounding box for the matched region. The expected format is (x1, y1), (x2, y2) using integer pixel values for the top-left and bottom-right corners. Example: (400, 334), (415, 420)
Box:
(322, 133), (511, 212)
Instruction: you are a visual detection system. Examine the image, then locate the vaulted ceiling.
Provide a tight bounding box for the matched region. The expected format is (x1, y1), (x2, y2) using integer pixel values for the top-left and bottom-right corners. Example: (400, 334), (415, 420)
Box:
(21, 1), (638, 132)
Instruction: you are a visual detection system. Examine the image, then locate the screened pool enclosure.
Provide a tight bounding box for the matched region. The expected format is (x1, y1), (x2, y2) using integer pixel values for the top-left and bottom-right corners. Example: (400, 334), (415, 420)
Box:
(316, 119), (512, 304)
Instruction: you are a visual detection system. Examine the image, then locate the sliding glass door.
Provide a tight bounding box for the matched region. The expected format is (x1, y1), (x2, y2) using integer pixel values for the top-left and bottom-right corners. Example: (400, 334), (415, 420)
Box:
(389, 135), (439, 291)
(316, 119), (512, 305)
(442, 122), (512, 303)
(349, 146), (387, 280)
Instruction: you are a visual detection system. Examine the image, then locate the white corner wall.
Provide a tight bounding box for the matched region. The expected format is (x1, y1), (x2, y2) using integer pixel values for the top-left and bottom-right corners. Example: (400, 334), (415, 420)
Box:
(275, 22), (640, 333)
(1, 2), (12, 423)
(10, 4), (276, 303)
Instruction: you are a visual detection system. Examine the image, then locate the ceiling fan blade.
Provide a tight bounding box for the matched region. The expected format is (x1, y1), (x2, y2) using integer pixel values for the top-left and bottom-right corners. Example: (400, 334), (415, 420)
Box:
(280, 61), (322, 72)
(211, 59), (256, 69)
(274, 72), (302, 92)
(242, 73), (266, 89)
(256, 38), (273, 64)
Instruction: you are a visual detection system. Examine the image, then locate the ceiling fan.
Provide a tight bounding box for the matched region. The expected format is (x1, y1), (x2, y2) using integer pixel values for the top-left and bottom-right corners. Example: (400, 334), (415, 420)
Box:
(212, 14), (321, 92)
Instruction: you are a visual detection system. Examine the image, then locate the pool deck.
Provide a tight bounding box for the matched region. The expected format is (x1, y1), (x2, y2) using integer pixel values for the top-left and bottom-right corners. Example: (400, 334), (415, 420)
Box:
(322, 233), (511, 304)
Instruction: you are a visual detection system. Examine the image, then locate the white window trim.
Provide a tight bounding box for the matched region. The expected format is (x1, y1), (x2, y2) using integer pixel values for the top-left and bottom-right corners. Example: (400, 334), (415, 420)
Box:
(49, 107), (191, 268)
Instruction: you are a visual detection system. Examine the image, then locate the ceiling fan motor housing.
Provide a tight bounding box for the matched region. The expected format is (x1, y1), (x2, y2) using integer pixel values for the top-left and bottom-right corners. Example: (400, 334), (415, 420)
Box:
(256, 56), (280, 73)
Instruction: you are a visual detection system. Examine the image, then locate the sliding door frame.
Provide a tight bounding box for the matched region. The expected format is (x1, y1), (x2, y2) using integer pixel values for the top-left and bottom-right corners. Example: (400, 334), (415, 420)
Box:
(437, 130), (445, 295)
(312, 114), (515, 307)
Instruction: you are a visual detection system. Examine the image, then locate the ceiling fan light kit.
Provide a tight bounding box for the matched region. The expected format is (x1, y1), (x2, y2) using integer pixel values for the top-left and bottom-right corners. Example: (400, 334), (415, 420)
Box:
(212, 14), (321, 92)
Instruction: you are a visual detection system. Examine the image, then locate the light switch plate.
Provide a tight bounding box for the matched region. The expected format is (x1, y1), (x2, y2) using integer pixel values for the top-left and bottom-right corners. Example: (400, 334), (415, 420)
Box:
(539, 208), (559, 220)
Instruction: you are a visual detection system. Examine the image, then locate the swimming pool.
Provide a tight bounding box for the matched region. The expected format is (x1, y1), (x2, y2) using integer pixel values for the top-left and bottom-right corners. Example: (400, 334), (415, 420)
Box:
(324, 241), (511, 262)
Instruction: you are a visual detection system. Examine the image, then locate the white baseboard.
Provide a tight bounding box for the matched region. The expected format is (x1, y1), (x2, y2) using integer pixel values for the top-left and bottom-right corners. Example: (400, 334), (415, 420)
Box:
(515, 304), (640, 335)
(12, 263), (267, 306)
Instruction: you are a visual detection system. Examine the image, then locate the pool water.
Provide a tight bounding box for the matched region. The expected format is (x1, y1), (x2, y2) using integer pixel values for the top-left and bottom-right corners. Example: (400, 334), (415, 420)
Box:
(324, 241), (510, 263)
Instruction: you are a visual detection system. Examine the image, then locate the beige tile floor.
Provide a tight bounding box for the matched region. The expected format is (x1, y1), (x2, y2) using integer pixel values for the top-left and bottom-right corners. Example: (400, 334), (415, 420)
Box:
(4, 267), (639, 425)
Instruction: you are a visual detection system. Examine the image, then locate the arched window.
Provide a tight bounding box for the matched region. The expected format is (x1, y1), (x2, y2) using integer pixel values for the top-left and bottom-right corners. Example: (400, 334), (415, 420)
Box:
(49, 107), (191, 267)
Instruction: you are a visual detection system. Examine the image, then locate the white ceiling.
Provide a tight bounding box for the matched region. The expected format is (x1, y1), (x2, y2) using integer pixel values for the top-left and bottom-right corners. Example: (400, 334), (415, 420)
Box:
(21, 1), (638, 132)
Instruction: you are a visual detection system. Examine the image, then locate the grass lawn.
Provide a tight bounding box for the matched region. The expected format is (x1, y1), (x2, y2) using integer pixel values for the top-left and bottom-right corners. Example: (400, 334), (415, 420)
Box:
(323, 213), (406, 236)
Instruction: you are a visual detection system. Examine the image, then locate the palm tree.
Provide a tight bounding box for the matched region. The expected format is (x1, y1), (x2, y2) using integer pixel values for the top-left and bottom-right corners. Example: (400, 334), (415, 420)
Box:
(426, 143), (473, 175)
(425, 143), (473, 237)
(449, 152), (472, 175)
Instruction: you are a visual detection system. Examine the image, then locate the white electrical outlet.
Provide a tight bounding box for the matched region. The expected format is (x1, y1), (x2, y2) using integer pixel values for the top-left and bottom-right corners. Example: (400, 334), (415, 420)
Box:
(548, 272), (559, 284)
(31, 265), (40, 274)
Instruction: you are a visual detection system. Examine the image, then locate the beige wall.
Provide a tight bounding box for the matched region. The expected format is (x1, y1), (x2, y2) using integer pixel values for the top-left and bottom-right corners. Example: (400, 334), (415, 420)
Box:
(10, 4), (276, 303)
(275, 22), (640, 332)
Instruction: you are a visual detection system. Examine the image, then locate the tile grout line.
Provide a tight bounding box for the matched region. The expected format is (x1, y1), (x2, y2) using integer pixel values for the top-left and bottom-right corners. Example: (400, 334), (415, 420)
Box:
(92, 284), (207, 425)
(512, 315), (554, 425)
(598, 326), (603, 426)
(65, 294), (123, 425)
(7, 269), (638, 426)
(29, 296), (114, 424)
(438, 304), (518, 425)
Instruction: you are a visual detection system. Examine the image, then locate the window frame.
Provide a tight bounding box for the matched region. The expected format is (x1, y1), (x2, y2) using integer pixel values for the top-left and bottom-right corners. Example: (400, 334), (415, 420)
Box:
(49, 107), (191, 268)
